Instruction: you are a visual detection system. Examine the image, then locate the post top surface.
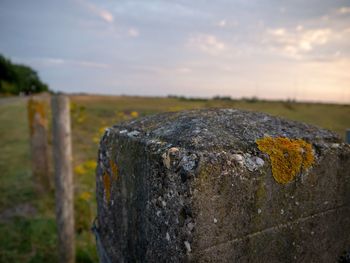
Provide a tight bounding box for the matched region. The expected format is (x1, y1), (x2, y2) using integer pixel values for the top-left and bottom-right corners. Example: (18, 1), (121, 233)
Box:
(111, 109), (340, 151)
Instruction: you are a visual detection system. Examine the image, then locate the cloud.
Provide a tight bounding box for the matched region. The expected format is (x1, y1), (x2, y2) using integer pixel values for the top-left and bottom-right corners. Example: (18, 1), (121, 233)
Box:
(187, 34), (225, 55)
(266, 27), (332, 58)
(112, 2), (207, 20)
(217, 20), (226, 27)
(74, 60), (111, 69)
(269, 28), (286, 36)
(216, 19), (239, 28)
(76, 0), (114, 23)
(98, 9), (114, 23)
(36, 57), (110, 69)
(127, 65), (192, 75)
(128, 28), (139, 37)
(337, 7), (350, 15)
(176, 67), (191, 74)
(44, 58), (65, 65)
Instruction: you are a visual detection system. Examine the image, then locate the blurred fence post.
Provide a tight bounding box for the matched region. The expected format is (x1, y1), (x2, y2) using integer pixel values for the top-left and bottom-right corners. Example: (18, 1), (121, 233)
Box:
(27, 96), (51, 193)
(52, 94), (75, 263)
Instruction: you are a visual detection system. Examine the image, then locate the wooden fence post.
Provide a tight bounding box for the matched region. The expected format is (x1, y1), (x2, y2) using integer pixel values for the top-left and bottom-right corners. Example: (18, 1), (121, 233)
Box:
(27, 96), (51, 193)
(52, 94), (75, 263)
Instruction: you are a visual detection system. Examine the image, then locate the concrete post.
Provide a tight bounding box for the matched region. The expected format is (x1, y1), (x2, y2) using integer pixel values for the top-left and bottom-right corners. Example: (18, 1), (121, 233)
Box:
(95, 109), (350, 262)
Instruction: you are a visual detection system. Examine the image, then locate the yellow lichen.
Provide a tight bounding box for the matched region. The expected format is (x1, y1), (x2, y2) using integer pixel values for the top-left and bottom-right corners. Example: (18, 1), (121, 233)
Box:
(102, 160), (119, 204)
(27, 99), (47, 136)
(109, 160), (119, 181)
(103, 172), (111, 203)
(256, 137), (314, 184)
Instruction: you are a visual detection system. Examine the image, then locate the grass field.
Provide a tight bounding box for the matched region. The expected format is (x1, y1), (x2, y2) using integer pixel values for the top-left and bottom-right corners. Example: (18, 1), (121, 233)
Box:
(0, 94), (349, 262)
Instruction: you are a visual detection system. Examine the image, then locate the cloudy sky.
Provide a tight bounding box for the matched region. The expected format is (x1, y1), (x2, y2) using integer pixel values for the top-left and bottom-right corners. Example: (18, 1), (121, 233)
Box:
(0, 0), (349, 103)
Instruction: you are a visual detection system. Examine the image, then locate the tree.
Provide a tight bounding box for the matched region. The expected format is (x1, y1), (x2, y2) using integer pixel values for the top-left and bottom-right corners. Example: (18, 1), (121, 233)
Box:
(0, 54), (49, 95)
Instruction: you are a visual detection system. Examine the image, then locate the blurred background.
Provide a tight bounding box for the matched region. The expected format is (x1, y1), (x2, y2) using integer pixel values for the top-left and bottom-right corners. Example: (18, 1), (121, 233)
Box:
(1, 0), (350, 102)
(0, 0), (349, 262)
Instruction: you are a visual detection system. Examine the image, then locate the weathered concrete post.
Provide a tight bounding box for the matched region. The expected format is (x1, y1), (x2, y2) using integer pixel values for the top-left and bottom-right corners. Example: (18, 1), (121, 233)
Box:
(96, 109), (350, 262)
(27, 96), (50, 192)
(52, 95), (75, 263)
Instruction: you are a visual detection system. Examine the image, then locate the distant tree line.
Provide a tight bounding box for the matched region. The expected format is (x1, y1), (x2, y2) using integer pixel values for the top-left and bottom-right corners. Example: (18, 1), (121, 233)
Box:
(0, 54), (49, 95)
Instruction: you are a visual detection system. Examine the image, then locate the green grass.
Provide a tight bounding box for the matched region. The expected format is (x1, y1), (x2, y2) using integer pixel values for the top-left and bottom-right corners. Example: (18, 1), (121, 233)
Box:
(0, 95), (349, 262)
(0, 99), (57, 263)
(0, 99), (33, 210)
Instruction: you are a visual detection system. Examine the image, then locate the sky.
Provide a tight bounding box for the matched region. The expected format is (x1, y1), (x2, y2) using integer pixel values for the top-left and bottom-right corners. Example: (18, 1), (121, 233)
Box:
(0, 0), (349, 103)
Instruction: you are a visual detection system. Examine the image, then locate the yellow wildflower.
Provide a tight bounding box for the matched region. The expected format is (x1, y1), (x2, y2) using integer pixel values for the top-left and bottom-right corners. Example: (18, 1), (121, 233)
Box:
(79, 191), (92, 201)
(74, 164), (86, 175)
(130, 111), (139, 118)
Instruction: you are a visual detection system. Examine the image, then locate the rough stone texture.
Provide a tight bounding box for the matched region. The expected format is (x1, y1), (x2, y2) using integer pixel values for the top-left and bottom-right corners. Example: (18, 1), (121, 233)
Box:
(96, 109), (350, 262)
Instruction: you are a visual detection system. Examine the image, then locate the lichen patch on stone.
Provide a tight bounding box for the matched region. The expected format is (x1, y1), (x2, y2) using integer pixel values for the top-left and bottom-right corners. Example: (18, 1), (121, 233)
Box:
(103, 172), (111, 203)
(256, 137), (314, 184)
(109, 160), (119, 181)
(102, 160), (119, 204)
